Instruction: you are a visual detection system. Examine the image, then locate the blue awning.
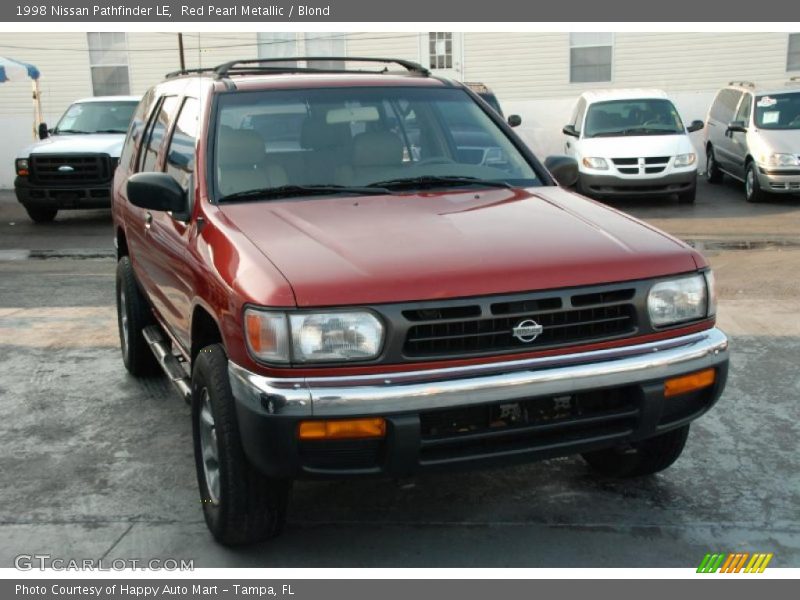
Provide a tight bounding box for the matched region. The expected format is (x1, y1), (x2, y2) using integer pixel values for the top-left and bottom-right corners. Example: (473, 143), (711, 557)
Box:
(0, 56), (40, 83)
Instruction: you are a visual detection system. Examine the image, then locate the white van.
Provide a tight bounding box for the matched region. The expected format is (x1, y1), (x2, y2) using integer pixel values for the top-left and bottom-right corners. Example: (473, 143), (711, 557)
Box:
(563, 89), (704, 203)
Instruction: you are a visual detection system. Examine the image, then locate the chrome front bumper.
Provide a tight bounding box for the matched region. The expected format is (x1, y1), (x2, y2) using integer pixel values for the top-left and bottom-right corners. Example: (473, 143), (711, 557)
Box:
(229, 328), (729, 418)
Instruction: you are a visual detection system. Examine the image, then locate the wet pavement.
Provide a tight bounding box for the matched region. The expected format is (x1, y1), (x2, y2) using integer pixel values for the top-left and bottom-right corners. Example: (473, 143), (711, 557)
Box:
(1, 181), (799, 567)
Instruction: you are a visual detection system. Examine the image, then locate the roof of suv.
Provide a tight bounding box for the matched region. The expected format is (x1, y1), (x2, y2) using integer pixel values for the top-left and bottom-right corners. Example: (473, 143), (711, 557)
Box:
(163, 57), (453, 93)
(579, 88), (670, 103)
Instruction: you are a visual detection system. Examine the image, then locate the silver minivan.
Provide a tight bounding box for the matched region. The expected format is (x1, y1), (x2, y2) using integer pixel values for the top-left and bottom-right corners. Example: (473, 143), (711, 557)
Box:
(705, 81), (800, 202)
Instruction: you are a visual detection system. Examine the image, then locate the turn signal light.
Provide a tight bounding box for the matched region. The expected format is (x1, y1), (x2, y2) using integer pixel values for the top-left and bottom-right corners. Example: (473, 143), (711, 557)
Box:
(664, 368), (716, 398)
(298, 418), (387, 440)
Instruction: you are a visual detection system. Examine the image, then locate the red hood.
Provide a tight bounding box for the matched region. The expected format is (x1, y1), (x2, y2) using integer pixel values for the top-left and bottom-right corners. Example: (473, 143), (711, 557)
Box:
(219, 187), (697, 307)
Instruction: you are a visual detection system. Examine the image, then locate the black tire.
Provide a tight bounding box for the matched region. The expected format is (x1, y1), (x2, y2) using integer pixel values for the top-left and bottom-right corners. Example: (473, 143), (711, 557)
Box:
(745, 161), (769, 203)
(582, 425), (690, 478)
(192, 343), (291, 546)
(677, 183), (697, 204)
(705, 146), (723, 184)
(115, 256), (158, 376)
(24, 206), (58, 223)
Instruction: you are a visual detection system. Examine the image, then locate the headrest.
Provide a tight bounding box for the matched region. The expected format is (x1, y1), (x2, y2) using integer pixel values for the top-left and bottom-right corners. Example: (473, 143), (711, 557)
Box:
(218, 127), (265, 167)
(352, 130), (403, 167)
(300, 114), (351, 149)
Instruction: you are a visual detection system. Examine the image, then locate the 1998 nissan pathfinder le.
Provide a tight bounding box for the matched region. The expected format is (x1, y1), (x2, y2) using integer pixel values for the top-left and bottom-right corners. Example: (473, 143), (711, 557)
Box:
(112, 57), (729, 546)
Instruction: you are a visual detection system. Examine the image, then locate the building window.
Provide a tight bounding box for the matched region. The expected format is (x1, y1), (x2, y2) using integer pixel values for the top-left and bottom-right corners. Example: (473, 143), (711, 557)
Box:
(87, 32), (130, 96)
(428, 32), (453, 70)
(257, 33), (345, 69)
(788, 33), (800, 71)
(570, 33), (613, 83)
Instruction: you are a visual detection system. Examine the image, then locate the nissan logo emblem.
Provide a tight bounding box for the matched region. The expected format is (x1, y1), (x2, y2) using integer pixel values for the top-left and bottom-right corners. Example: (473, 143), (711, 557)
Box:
(511, 319), (543, 343)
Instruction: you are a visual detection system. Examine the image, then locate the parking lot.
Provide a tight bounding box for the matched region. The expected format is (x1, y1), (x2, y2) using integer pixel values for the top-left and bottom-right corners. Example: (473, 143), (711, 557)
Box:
(1, 179), (799, 568)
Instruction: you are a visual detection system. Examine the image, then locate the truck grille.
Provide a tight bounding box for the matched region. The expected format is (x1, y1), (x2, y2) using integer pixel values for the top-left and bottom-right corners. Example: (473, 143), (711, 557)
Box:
(30, 154), (111, 185)
(402, 288), (637, 358)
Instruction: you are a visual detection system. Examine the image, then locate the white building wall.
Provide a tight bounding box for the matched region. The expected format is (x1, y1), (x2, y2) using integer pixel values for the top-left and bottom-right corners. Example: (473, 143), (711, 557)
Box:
(1, 31), (797, 188)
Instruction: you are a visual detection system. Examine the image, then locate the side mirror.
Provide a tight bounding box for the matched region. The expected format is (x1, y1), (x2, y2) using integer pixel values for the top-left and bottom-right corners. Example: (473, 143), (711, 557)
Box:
(687, 120), (704, 133)
(38, 123), (49, 140)
(507, 114), (522, 128)
(727, 120), (747, 134)
(127, 172), (188, 216)
(562, 124), (579, 138)
(544, 155), (579, 188)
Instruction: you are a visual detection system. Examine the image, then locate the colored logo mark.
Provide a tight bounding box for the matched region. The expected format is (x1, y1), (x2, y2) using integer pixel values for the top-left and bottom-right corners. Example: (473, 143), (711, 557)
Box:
(697, 552), (773, 573)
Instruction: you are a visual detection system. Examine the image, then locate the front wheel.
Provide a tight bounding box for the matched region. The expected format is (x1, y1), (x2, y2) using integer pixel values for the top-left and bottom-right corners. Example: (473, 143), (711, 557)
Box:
(745, 162), (769, 203)
(582, 425), (690, 478)
(705, 146), (723, 184)
(192, 343), (291, 546)
(677, 183), (696, 204)
(24, 206), (58, 223)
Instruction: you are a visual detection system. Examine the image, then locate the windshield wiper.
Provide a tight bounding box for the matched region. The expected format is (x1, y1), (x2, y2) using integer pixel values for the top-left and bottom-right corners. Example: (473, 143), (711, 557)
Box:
(366, 175), (513, 190)
(94, 129), (128, 134)
(53, 129), (89, 134)
(220, 184), (393, 202)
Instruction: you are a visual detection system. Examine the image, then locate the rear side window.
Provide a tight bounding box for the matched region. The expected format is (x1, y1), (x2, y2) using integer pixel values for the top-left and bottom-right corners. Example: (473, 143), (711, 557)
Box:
(120, 89), (154, 172)
(710, 89), (742, 123)
(165, 97), (200, 190)
(140, 96), (180, 172)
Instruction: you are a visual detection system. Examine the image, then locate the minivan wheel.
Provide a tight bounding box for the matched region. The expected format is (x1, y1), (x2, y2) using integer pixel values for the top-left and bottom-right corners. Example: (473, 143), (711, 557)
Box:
(705, 147), (723, 184)
(745, 162), (768, 203)
(677, 183), (697, 204)
(192, 343), (291, 546)
(24, 206), (58, 223)
(116, 257), (158, 376)
(582, 425), (690, 478)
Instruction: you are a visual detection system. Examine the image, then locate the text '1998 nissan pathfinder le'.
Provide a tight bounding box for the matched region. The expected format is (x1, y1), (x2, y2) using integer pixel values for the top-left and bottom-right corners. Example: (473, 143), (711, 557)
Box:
(112, 57), (729, 546)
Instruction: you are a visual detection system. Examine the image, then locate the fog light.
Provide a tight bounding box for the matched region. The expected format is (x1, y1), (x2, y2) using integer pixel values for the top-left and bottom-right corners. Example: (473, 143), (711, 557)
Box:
(298, 418), (387, 440)
(664, 368), (716, 398)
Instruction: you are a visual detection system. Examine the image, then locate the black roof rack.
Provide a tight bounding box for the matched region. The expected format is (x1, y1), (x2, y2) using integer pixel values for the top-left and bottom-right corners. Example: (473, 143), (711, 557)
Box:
(165, 67), (217, 79)
(212, 57), (430, 79)
(728, 80), (756, 88)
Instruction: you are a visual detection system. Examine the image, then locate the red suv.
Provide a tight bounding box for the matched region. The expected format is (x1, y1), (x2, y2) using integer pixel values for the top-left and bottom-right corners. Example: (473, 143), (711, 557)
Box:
(112, 58), (729, 546)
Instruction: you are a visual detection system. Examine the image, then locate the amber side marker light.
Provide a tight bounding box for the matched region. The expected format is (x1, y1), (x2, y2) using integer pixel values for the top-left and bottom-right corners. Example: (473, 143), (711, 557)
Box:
(298, 418), (387, 441)
(664, 368), (716, 398)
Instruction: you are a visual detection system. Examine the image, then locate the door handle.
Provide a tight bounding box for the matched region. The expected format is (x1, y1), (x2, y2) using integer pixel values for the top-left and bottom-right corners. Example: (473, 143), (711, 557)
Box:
(145, 211), (153, 229)
(566, 142), (571, 148)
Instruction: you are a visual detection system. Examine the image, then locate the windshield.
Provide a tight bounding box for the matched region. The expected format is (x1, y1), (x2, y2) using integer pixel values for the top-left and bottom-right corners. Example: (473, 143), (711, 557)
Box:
(54, 100), (138, 134)
(213, 86), (540, 200)
(583, 98), (685, 138)
(755, 93), (800, 130)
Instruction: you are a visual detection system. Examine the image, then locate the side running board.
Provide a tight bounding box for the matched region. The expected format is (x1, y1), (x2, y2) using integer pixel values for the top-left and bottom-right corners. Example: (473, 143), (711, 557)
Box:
(142, 325), (192, 404)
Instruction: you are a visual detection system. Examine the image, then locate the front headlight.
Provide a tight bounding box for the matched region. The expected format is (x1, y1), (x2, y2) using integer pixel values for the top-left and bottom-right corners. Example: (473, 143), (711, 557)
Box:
(674, 153), (696, 168)
(647, 274), (709, 327)
(244, 308), (384, 364)
(290, 312), (384, 362)
(582, 157), (608, 170)
(15, 158), (29, 176)
(760, 153), (800, 167)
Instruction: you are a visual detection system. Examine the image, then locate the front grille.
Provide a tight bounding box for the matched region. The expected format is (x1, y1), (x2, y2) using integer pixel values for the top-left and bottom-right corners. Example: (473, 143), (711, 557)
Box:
(612, 156), (671, 175)
(30, 154), (111, 185)
(403, 288), (637, 358)
(419, 387), (640, 463)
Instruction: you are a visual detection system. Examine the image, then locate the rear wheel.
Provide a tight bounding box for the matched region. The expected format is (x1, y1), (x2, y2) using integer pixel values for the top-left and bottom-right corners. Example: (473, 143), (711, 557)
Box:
(192, 343), (291, 546)
(582, 425), (690, 478)
(24, 206), (58, 223)
(705, 146), (723, 184)
(745, 162), (769, 203)
(116, 257), (158, 376)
